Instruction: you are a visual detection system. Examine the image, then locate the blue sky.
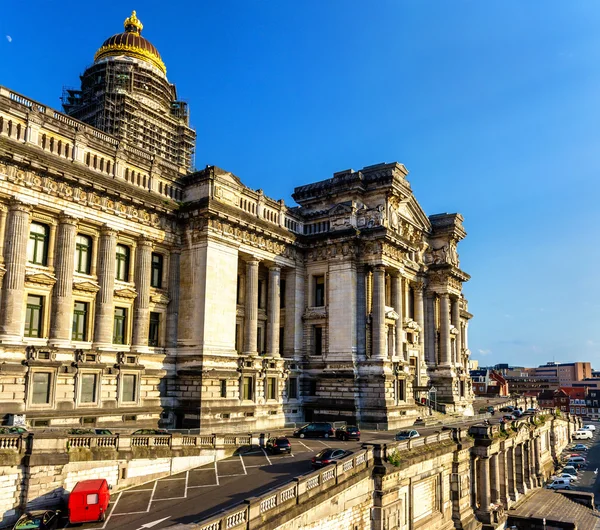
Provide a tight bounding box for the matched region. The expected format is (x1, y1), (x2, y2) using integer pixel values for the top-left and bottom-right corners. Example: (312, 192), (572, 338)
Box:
(2, 1), (599, 368)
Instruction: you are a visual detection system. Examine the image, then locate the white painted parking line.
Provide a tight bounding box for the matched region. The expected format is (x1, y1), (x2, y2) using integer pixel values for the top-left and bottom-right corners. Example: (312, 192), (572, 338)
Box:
(215, 455), (219, 486)
(296, 439), (312, 451)
(218, 473), (247, 477)
(160, 477), (186, 481)
(122, 488), (154, 492)
(97, 491), (121, 529)
(261, 447), (273, 466)
(318, 440), (331, 447)
(112, 510), (150, 516)
(239, 453), (247, 475)
(147, 480), (157, 512)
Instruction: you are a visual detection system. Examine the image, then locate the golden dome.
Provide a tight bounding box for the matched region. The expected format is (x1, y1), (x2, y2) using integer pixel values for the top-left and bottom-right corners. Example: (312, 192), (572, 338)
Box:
(94, 11), (166, 75)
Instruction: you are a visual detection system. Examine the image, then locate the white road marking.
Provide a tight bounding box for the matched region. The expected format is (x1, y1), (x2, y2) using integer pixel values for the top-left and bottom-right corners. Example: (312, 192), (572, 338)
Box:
(136, 516), (171, 529)
(122, 488), (154, 492)
(184, 469), (189, 497)
(261, 447), (273, 466)
(215, 455), (219, 486)
(188, 484), (218, 488)
(318, 440), (331, 447)
(99, 490), (122, 529)
(219, 473), (247, 477)
(159, 477), (186, 481)
(113, 510), (151, 516)
(147, 480), (157, 512)
(239, 453), (247, 475)
(296, 440), (312, 451)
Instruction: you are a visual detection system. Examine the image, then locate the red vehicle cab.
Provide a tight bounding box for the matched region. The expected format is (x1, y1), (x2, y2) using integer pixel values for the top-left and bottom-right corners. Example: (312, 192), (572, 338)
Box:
(68, 479), (110, 524)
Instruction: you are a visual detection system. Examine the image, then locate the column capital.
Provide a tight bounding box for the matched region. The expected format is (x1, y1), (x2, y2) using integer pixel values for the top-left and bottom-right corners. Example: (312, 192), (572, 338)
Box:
(373, 264), (386, 273)
(8, 198), (32, 214)
(137, 236), (154, 249)
(246, 257), (261, 266)
(58, 213), (79, 226)
(411, 279), (425, 291)
(268, 265), (281, 273)
(100, 225), (118, 237)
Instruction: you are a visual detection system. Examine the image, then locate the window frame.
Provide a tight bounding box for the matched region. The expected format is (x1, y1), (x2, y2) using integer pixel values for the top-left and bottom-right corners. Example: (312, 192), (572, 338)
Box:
(28, 222), (49, 266)
(242, 376), (254, 401)
(72, 301), (89, 342)
(288, 377), (298, 400)
(78, 371), (100, 406)
(148, 311), (160, 347)
(115, 244), (130, 282)
(150, 253), (164, 288)
(267, 377), (277, 401)
(24, 294), (44, 338)
(74, 234), (92, 275)
(120, 372), (138, 404)
(28, 370), (55, 408)
(314, 275), (325, 307)
(113, 307), (128, 345)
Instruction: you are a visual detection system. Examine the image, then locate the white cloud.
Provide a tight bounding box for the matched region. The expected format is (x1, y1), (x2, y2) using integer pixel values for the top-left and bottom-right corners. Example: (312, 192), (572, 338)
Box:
(478, 349), (491, 356)
(5, 35), (12, 43)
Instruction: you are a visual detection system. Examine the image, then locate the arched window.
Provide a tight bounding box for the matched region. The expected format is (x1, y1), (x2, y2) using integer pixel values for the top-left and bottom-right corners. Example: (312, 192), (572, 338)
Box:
(27, 222), (49, 266)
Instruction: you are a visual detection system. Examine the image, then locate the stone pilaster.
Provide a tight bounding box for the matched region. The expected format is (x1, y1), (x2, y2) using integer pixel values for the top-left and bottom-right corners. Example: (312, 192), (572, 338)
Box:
(0, 206), (8, 263)
(266, 265), (281, 356)
(507, 445), (517, 501)
(479, 456), (491, 512)
(166, 249), (180, 348)
(534, 436), (542, 483)
(439, 293), (451, 366)
(46, 223), (57, 270)
(452, 296), (461, 365)
(425, 293), (436, 365)
(490, 453), (501, 505)
(391, 273), (403, 360)
(0, 200), (32, 341)
(132, 238), (153, 349)
(93, 226), (117, 347)
(499, 449), (509, 506)
(243, 259), (259, 355)
(413, 281), (425, 386)
(371, 265), (386, 360)
(49, 215), (78, 345)
(515, 444), (527, 495)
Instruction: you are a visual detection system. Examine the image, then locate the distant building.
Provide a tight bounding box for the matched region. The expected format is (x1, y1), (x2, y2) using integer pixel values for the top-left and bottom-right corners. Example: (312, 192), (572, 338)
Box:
(507, 377), (559, 394)
(534, 362), (592, 388)
(469, 368), (509, 396)
(585, 388), (600, 420)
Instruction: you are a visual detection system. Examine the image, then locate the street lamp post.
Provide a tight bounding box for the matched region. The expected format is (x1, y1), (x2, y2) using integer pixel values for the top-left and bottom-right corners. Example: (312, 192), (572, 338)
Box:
(429, 386), (437, 413)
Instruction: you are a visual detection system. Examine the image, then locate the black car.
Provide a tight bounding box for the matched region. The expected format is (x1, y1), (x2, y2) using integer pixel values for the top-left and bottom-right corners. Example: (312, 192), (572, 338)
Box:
(265, 436), (292, 454)
(335, 425), (360, 441)
(311, 448), (352, 468)
(293, 422), (334, 439)
(94, 428), (113, 435)
(13, 510), (61, 530)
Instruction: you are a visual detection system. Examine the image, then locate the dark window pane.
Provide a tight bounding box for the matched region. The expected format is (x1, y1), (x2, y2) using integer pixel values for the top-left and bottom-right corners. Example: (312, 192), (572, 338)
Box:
(148, 312), (160, 346)
(122, 374), (136, 402)
(80, 373), (97, 403)
(75, 235), (92, 274)
(25, 295), (44, 338)
(288, 377), (298, 399)
(113, 307), (127, 344)
(115, 245), (130, 282)
(151, 253), (163, 288)
(314, 276), (325, 306)
(32, 372), (51, 404)
(72, 301), (88, 341)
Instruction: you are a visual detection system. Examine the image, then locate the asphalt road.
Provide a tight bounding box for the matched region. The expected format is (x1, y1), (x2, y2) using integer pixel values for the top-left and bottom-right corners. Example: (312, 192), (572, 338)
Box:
(51, 420), (484, 530)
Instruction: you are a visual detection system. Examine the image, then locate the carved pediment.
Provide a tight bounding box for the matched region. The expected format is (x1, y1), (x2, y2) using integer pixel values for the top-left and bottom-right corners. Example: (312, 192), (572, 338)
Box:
(150, 291), (170, 305)
(403, 318), (421, 332)
(25, 271), (57, 286)
(384, 306), (399, 320)
(73, 279), (100, 293)
(329, 202), (354, 217)
(303, 307), (327, 320)
(114, 286), (138, 300)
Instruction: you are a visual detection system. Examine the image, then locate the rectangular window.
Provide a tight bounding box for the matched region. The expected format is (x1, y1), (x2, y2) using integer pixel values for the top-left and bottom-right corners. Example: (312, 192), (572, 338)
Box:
(115, 244), (130, 282)
(113, 307), (127, 344)
(72, 301), (88, 341)
(235, 323), (241, 352)
(280, 279), (286, 308)
(31, 372), (51, 404)
(267, 377), (277, 400)
(220, 379), (227, 398)
(279, 327), (284, 352)
(151, 253), (163, 288)
(122, 373), (137, 402)
(313, 326), (323, 355)
(314, 275), (325, 306)
(74, 234), (92, 274)
(25, 295), (44, 338)
(148, 312), (160, 347)
(288, 377), (298, 399)
(309, 380), (317, 396)
(80, 373), (97, 404)
(28, 223), (49, 266)
(243, 376), (254, 401)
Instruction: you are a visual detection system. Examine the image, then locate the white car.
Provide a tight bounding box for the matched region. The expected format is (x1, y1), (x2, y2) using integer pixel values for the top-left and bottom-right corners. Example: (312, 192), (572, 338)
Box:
(583, 424), (596, 432)
(551, 473), (577, 482)
(573, 430), (593, 440)
(546, 478), (572, 490)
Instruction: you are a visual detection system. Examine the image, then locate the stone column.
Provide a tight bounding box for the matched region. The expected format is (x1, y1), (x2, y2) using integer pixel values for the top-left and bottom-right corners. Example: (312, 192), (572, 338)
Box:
(391, 273), (404, 361)
(243, 259), (259, 355)
(372, 265), (386, 360)
(403, 279), (411, 319)
(507, 445), (517, 501)
(132, 238), (153, 348)
(499, 449), (509, 506)
(356, 266), (367, 357)
(479, 456), (491, 512)
(366, 269), (373, 315)
(93, 226), (117, 346)
(46, 223), (57, 270)
(90, 234), (99, 277)
(266, 265), (281, 356)
(439, 293), (451, 366)
(166, 249), (180, 348)
(534, 437), (542, 480)
(0, 200), (31, 340)
(49, 215), (78, 344)
(414, 282), (424, 346)
(0, 206), (8, 263)
(425, 293), (436, 365)
(451, 296), (461, 365)
(515, 444), (526, 494)
(490, 453), (501, 504)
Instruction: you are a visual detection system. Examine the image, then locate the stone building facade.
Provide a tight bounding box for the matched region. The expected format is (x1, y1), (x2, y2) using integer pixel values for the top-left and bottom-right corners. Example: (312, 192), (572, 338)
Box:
(0, 12), (474, 432)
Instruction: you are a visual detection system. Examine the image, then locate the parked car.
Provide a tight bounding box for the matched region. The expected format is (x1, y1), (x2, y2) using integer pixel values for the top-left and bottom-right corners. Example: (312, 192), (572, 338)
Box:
(94, 429), (113, 435)
(583, 424), (596, 432)
(499, 406), (514, 413)
(567, 456), (586, 466)
(512, 410), (523, 418)
(293, 422), (335, 439)
(0, 426), (28, 434)
(546, 478), (572, 490)
(335, 425), (360, 441)
(12, 510), (61, 530)
(131, 429), (169, 435)
(572, 444), (588, 452)
(573, 430), (593, 440)
(395, 430), (420, 441)
(265, 437), (292, 454)
(562, 465), (579, 476)
(551, 473), (577, 482)
(311, 448), (352, 469)
(526, 408), (539, 414)
(413, 417), (426, 426)
(502, 415), (516, 421)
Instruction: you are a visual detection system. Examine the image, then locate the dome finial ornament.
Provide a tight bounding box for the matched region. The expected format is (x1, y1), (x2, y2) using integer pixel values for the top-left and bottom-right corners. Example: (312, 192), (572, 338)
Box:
(124, 10), (144, 34)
